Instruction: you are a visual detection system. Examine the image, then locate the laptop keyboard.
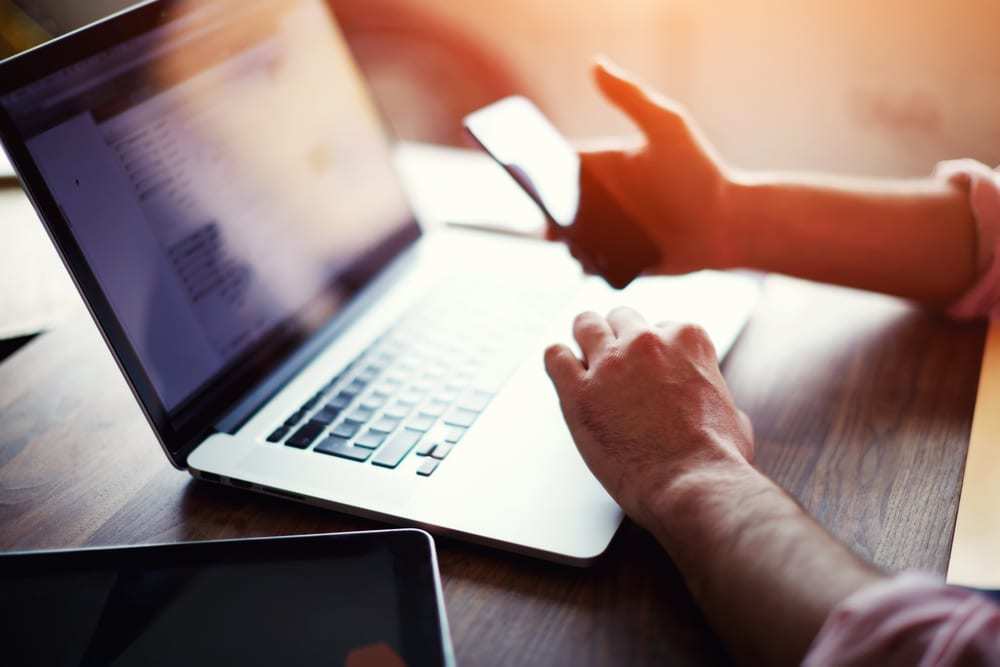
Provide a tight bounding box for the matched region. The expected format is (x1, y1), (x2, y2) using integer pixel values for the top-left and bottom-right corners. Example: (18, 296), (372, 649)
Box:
(264, 276), (568, 476)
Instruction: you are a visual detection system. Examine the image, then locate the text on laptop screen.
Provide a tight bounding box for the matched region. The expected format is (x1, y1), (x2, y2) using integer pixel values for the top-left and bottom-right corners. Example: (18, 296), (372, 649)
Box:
(0, 0), (414, 413)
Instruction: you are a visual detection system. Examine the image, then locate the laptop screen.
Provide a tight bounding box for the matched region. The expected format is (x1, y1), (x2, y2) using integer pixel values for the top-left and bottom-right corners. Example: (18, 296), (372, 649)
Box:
(0, 1), (416, 422)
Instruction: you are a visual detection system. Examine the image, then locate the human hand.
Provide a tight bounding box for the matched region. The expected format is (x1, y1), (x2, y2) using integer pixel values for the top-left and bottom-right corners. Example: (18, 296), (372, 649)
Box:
(552, 58), (737, 278)
(543, 307), (753, 530)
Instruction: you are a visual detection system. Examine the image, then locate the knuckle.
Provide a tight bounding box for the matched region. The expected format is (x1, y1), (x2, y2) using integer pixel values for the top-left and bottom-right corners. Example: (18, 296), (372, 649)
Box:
(655, 97), (691, 127)
(664, 323), (713, 358)
(627, 329), (664, 355)
(677, 323), (710, 344)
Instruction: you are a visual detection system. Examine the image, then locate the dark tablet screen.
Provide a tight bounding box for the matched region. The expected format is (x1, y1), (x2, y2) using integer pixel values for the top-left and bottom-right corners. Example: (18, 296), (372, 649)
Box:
(0, 530), (451, 667)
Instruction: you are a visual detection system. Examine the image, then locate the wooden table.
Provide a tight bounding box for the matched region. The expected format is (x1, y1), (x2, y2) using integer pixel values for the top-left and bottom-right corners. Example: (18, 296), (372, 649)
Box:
(0, 269), (984, 665)
(0, 136), (985, 667)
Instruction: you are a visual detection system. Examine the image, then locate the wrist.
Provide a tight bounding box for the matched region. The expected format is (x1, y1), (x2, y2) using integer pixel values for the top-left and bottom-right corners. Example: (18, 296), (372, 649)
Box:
(709, 170), (757, 270)
(641, 455), (770, 558)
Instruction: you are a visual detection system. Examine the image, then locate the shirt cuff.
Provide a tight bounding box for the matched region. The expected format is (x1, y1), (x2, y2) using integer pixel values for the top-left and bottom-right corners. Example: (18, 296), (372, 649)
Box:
(804, 571), (1000, 666)
(936, 159), (1000, 320)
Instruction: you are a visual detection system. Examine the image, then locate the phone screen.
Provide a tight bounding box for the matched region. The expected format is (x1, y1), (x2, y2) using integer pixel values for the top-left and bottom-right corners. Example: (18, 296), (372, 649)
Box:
(464, 96), (662, 288)
(463, 96), (580, 228)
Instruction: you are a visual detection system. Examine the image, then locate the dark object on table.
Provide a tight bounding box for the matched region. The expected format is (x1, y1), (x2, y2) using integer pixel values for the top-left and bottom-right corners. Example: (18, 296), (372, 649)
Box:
(0, 529), (454, 667)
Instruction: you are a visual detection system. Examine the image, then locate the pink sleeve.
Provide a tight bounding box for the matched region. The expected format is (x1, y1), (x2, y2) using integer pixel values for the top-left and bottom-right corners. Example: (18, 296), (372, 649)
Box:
(803, 572), (1000, 666)
(937, 159), (1000, 320)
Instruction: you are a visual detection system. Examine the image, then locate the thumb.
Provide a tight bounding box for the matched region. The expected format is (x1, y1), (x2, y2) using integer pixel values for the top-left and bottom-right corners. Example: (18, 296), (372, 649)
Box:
(593, 56), (684, 140)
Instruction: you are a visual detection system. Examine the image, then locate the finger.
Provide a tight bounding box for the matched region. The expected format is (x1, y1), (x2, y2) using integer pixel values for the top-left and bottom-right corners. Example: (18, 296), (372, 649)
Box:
(544, 343), (584, 392)
(593, 56), (685, 141)
(572, 311), (613, 365)
(567, 242), (601, 275)
(606, 306), (649, 339)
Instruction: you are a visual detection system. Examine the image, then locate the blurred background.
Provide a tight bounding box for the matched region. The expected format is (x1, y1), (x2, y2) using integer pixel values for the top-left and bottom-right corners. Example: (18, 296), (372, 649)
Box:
(2, 0), (999, 177)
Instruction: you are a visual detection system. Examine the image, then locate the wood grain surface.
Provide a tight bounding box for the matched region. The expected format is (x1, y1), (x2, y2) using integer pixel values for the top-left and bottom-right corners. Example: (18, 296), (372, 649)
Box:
(0, 274), (985, 666)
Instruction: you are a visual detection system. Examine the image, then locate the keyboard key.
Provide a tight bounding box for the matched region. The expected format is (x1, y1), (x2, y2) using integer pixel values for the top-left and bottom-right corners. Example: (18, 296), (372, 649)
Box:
(443, 407), (478, 428)
(372, 351), (395, 365)
(371, 415), (402, 433)
(322, 374), (343, 392)
(415, 438), (437, 457)
(383, 373), (407, 387)
(373, 380), (400, 395)
(411, 380), (435, 393)
(315, 436), (371, 462)
(395, 362), (418, 376)
(266, 425), (289, 443)
(342, 378), (367, 396)
(312, 406), (340, 425)
(348, 406), (376, 423)
(430, 442), (455, 460)
(284, 409), (307, 427)
(301, 393), (323, 411)
(357, 365), (382, 382)
(417, 458), (440, 476)
(433, 388), (460, 405)
(422, 367), (448, 382)
(420, 399), (449, 417)
(332, 419), (364, 439)
(327, 392), (354, 409)
(286, 420), (326, 449)
(372, 429), (422, 468)
(444, 382), (467, 395)
(406, 413), (437, 432)
(458, 390), (493, 413)
(443, 425), (466, 443)
(355, 429), (388, 449)
(400, 387), (427, 404)
(383, 401), (414, 419)
(361, 392), (389, 410)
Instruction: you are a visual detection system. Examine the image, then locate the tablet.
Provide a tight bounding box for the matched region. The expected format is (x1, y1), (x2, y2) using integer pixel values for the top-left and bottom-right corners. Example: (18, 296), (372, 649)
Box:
(0, 529), (454, 667)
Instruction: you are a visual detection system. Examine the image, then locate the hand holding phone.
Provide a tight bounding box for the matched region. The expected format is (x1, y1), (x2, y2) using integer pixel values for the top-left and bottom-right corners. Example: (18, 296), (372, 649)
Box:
(464, 96), (661, 288)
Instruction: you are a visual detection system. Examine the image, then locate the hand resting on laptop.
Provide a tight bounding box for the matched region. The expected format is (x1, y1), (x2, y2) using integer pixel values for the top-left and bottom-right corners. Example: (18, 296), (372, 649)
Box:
(544, 58), (1000, 665)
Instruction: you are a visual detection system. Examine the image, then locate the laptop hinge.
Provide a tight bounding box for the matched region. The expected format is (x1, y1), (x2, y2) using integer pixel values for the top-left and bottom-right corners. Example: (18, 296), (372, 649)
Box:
(213, 240), (422, 435)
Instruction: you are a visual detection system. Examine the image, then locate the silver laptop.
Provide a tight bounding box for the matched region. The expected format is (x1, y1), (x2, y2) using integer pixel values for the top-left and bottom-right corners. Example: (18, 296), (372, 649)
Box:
(0, 0), (757, 564)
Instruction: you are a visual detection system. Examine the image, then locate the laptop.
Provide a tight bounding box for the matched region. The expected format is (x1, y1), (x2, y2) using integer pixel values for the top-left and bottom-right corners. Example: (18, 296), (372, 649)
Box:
(0, 0), (758, 565)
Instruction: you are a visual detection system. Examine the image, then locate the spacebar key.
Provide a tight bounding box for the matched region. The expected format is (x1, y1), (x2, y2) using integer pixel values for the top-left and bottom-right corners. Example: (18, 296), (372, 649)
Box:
(371, 429), (422, 468)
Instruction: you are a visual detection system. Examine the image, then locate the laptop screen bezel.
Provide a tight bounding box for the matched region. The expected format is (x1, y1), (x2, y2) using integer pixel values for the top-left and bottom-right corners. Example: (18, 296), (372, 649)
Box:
(0, 0), (423, 468)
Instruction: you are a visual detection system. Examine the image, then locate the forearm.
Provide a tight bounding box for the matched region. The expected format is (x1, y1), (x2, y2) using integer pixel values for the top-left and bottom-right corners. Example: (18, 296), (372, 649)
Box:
(646, 460), (882, 665)
(719, 172), (977, 307)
